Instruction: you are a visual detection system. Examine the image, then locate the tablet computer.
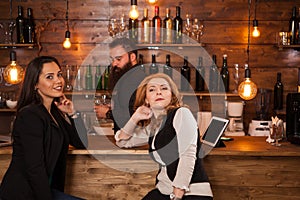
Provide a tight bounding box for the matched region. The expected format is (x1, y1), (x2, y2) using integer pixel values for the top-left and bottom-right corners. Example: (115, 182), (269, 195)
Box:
(200, 116), (229, 147)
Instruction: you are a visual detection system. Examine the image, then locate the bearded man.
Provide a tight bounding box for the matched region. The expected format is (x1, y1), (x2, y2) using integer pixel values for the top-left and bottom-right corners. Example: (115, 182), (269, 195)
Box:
(94, 37), (146, 133)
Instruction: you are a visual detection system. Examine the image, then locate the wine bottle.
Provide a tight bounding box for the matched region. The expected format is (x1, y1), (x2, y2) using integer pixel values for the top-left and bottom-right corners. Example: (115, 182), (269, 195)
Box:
(289, 7), (298, 45)
(149, 54), (158, 74)
(138, 54), (145, 73)
(140, 8), (150, 44)
(173, 6), (183, 44)
(181, 56), (190, 91)
(274, 72), (283, 110)
(298, 8), (300, 44)
(152, 6), (161, 44)
(163, 54), (173, 78)
(209, 55), (219, 92)
(196, 56), (205, 91)
(103, 66), (110, 90)
(220, 54), (229, 92)
(24, 8), (35, 44)
(95, 65), (103, 90)
(16, 6), (25, 44)
(129, 15), (139, 42)
(85, 65), (93, 90)
(163, 8), (173, 44)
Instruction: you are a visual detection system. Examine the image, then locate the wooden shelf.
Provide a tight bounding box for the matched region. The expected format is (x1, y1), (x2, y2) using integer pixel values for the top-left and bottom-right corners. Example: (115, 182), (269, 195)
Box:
(0, 43), (35, 49)
(277, 44), (300, 51)
(0, 108), (16, 112)
(137, 43), (205, 50)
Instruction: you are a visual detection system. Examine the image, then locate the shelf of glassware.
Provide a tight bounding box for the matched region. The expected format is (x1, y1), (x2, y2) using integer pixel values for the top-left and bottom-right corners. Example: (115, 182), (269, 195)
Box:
(0, 43), (35, 49)
(136, 43), (205, 50)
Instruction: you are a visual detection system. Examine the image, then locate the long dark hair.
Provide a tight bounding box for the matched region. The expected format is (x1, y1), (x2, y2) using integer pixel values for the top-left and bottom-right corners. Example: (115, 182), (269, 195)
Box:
(17, 56), (61, 112)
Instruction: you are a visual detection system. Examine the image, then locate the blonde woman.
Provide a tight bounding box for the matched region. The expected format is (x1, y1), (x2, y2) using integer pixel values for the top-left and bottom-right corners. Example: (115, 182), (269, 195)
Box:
(115, 73), (213, 200)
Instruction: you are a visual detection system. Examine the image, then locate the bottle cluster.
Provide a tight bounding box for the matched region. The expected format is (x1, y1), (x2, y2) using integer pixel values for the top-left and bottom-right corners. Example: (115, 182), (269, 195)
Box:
(16, 5), (35, 44)
(62, 65), (110, 92)
(130, 6), (183, 44)
(138, 54), (233, 92)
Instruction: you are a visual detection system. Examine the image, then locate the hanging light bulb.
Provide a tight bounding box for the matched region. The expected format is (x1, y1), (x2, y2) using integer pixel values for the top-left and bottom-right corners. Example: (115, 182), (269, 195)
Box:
(3, 51), (24, 85)
(238, 64), (257, 100)
(148, 0), (157, 4)
(252, 19), (260, 37)
(129, 0), (139, 20)
(63, 0), (71, 49)
(63, 30), (71, 48)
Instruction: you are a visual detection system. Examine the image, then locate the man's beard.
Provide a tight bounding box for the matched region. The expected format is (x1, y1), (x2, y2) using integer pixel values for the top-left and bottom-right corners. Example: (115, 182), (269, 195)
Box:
(109, 61), (133, 90)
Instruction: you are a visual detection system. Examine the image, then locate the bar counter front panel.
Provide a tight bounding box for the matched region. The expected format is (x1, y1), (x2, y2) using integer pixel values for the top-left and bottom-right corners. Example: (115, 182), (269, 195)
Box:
(1, 136), (300, 200)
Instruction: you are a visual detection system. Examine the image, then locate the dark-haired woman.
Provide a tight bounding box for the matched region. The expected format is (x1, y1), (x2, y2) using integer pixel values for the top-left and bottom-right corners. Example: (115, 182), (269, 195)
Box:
(0, 56), (88, 200)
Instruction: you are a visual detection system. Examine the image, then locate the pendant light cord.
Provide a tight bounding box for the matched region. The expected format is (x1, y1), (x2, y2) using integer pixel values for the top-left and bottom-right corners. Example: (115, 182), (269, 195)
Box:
(66, 0), (69, 31)
(247, 0), (251, 65)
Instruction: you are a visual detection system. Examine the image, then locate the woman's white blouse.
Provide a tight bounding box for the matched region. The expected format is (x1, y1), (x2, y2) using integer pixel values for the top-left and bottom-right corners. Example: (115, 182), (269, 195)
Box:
(115, 107), (198, 194)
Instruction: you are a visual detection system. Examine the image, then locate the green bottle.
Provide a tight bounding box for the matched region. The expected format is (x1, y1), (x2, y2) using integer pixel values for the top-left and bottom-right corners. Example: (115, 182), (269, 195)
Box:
(85, 65), (93, 90)
(95, 65), (102, 90)
(103, 65), (110, 90)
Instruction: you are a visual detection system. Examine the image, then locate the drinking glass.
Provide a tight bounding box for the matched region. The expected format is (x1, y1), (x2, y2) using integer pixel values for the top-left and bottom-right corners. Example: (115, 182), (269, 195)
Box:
(192, 18), (204, 43)
(119, 14), (127, 37)
(270, 124), (284, 146)
(184, 14), (192, 42)
(108, 18), (119, 37)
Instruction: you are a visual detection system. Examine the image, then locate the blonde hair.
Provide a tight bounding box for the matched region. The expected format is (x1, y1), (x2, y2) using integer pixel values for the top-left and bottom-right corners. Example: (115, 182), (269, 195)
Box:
(134, 73), (183, 126)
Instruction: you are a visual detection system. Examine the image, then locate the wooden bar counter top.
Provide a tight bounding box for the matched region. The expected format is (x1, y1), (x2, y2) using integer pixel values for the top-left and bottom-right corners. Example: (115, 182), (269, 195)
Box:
(1, 136), (300, 199)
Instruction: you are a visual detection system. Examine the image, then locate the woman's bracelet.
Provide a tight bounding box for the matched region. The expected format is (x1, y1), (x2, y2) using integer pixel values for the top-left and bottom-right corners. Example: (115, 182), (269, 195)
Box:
(67, 111), (80, 119)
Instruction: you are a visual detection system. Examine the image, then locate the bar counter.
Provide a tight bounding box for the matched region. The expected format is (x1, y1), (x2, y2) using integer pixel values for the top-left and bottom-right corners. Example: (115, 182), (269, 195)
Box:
(1, 136), (300, 199)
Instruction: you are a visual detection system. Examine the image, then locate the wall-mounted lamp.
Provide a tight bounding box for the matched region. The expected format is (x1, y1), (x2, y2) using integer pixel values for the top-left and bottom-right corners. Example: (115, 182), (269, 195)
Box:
(129, 0), (139, 20)
(63, 0), (71, 49)
(238, 0), (258, 100)
(3, 51), (24, 85)
(252, 0), (260, 37)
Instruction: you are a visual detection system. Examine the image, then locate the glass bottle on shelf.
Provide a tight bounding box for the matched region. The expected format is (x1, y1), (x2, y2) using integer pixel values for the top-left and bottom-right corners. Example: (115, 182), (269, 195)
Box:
(195, 56), (205, 91)
(233, 64), (239, 93)
(64, 65), (73, 91)
(138, 54), (145, 73)
(163, 54), (172, 78)
(274, 72), (283, 110)
(173, 6), (183, 44)
(163, 8), (172, 44)
(152, 6), (161, 44)
(16, 5), (25, 44)
(85, 65), (93, 90)
(95, 65), (103, 90)
(209, 54), (219, 92)
(103, 65), (110, 90)
(289, 6), (298, 45)
(24, 8), (35, 44)
(140, 8), (150, 44)
(220, 54), (229, 92)
(129, 12), (138, 42)
(149, 54), (158, 74)
(181, 56), (190, 91)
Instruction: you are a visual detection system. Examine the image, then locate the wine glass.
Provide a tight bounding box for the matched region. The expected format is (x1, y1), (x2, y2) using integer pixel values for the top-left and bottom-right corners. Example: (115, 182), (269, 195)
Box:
(270, 124), (283, 146)
(184, 14), (192, 42)
(192, 18), (204, 43)
(108, 18), (119, 37)
(119, 14), (128, 37)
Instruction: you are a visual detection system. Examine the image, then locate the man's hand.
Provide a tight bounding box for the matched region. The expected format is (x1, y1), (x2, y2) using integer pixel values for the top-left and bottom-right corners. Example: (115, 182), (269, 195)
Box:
(94, 104), (110, 119)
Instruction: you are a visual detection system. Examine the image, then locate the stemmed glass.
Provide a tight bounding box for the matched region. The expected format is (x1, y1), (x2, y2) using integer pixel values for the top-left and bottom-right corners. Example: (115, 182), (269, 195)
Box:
(108, 18), (119, 37)
(270, 124), (284, 146)
(184, 14), (192, 42)
(119, 14), (127, 37)
(192, 18), (204, 43)
(94, 93), (112, 124)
